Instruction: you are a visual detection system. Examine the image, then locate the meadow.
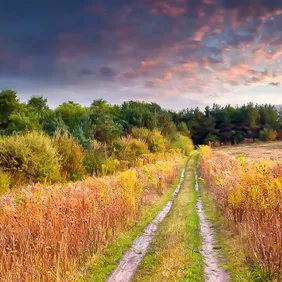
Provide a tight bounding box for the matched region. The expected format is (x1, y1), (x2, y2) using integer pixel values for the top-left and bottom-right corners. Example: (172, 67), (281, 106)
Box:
(198, 143), (282, 281)
(0, 144), (185, 281)
(2, 89), (282, 281)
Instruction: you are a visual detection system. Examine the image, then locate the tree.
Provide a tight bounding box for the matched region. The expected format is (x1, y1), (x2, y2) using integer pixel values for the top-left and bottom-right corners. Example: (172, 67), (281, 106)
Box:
(55, 101), (86, 132)
(177, 122), (190, 137)
(5, 103), (42, 134)
(0, 89), (20, 131)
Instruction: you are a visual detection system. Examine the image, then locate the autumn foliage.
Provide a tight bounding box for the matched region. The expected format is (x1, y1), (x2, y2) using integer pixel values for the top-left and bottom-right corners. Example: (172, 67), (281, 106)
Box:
(198, 146), (282, 280)
(0, 154), (182, 281)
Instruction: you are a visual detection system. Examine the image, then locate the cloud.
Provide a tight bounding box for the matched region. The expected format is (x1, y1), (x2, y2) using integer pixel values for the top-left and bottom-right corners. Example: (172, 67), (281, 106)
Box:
(144, 80), (157, 88)
(97, 66), (118, 80)
(269, 82), (280, 86)
(149, 0), (186, 17)
(2, 0), (282, 108)
(79, 68), (94, 76)
(141, 59), (159, 67)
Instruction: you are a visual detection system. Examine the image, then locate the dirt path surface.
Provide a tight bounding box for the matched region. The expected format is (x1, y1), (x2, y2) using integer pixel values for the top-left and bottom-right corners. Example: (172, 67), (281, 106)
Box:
(195, 171), (229, 282)
(105, 169), (185, 282)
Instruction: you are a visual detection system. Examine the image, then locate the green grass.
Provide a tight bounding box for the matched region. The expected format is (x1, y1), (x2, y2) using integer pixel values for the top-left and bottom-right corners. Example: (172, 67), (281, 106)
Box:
(199, 178), (272, 282)
(79, 161), (186, 282)
(132, 153), (203, 282)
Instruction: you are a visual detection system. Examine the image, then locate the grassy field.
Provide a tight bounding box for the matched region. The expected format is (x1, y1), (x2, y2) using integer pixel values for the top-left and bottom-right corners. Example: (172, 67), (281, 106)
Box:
(199, 179), (271, 282)
(0, 157), (183, 281)
(213, 141), (282, 159)
(80, 164), (185, 281)
(199, 145), (282, 281)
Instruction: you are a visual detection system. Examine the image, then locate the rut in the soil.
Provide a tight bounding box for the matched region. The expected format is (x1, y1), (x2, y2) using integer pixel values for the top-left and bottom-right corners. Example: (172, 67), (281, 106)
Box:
(195, 171), (229, 282)
(105, 169), (185, 282)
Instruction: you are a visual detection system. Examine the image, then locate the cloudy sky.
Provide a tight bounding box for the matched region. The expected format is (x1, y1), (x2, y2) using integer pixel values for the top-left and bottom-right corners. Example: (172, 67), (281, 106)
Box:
(1, 0), (282, 109)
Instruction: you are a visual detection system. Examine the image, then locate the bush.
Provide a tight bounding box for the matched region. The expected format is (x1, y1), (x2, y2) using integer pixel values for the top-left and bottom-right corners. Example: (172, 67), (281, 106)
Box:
(131, 128), (167, 153)
(260, 128), (278, 141)
(0, 132), (61, 185)
(171, 134), (194, 156)
(267, 129), (278, 141)
(131, 127), (150, 140)
(113, 137), (149, 162)
(85, 140), (109, 176)
(54, 132), (85, 180)
(0, 171), (11, 194)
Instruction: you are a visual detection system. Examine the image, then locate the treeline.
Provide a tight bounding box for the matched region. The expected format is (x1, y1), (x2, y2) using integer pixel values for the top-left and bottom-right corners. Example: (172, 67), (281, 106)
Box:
(175, 103), (282, 145)
(2, 89), (282, 146)
(1, 89), (282, 146)
(0, 89), (194, 192)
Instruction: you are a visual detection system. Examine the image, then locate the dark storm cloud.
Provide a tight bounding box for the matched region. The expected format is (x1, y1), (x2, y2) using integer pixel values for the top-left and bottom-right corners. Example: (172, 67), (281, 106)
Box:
(222, 0), (282, 10)
(1, 0), (282, 107)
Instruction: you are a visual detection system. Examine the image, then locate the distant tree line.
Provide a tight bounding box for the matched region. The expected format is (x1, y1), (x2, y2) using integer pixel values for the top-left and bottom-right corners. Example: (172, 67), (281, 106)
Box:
(0, 89), (281, 145)
(173, 103), (281, 145)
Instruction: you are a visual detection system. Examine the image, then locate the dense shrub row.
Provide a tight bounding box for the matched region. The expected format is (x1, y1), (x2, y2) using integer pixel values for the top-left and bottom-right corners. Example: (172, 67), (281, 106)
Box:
(0, 130), (192, 193)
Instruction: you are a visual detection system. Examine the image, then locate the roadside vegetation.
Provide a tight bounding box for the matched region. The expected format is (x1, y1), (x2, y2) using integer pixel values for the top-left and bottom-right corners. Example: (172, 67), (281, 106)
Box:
(0, 155), (185, 281)
(199, 178), (271, 281)
(81, 164), (186, 282)
(198, 145), (282, 281)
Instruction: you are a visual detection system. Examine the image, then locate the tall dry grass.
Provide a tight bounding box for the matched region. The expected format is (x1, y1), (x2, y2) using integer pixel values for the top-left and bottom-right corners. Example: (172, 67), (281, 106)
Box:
(198, 146), (282, 280)
(0, 156), (182, 281)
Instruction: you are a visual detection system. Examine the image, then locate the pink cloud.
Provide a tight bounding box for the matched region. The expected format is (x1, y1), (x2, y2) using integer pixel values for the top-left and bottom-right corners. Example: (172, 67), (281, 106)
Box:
(268, 49), (282, 61)
(191, 25), (210, 41)
(221, 64), (249, 81)
(141, 59), (159, 67)
(149, 0), (186, 17)
(203, 0), (216, 5)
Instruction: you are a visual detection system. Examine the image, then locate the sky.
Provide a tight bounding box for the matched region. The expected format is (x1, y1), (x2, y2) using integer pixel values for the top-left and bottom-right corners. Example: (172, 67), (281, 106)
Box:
(1, 0), (282, 110)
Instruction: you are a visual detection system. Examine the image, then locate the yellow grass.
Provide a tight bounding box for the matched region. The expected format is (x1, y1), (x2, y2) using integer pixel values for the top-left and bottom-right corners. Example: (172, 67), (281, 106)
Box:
(198, 145), (282, 280)
(213, 141), (282, 160)
(0, 156), (183, 281)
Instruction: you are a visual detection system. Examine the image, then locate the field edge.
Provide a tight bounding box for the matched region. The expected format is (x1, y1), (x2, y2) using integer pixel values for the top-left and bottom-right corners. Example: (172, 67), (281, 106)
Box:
(79, 158), (187, 282)
(198, 178), (272, 282)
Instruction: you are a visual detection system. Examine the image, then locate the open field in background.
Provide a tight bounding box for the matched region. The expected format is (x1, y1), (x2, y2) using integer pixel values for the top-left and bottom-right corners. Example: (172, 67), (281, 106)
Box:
(213, 141), (282, 159)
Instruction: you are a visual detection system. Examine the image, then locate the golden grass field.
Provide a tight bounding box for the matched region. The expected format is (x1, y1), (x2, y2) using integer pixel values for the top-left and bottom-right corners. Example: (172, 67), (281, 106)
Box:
(199, 144), (282, 280)
(213, 141), (282, 159)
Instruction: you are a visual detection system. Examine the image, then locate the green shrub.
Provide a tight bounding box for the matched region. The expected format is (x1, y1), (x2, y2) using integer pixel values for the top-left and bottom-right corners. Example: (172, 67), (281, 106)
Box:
(131, 127), (150, 140)
(131, 128), (167, 153)
(171, 134), (194, 156)
(0, 171), (11, 194)
(0, 132), (61, 185)
(113, 137), (149, 162)
(54, 132), (85, 180)
(259, 128), (278, 142)
(85, 140), (109, 176)
(148, 130), (167, 152)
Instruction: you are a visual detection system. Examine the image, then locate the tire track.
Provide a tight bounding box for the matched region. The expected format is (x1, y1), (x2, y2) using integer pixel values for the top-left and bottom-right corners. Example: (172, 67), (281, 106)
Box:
(105, 168), (185, 282)
(195, 171), (229, 282)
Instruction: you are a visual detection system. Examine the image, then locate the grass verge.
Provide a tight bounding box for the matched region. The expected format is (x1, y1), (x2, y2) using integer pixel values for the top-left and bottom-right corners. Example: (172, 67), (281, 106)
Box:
(199, 178), (271, 282)
(79, 160), (186, 282)
(132, 153), (203, 282)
